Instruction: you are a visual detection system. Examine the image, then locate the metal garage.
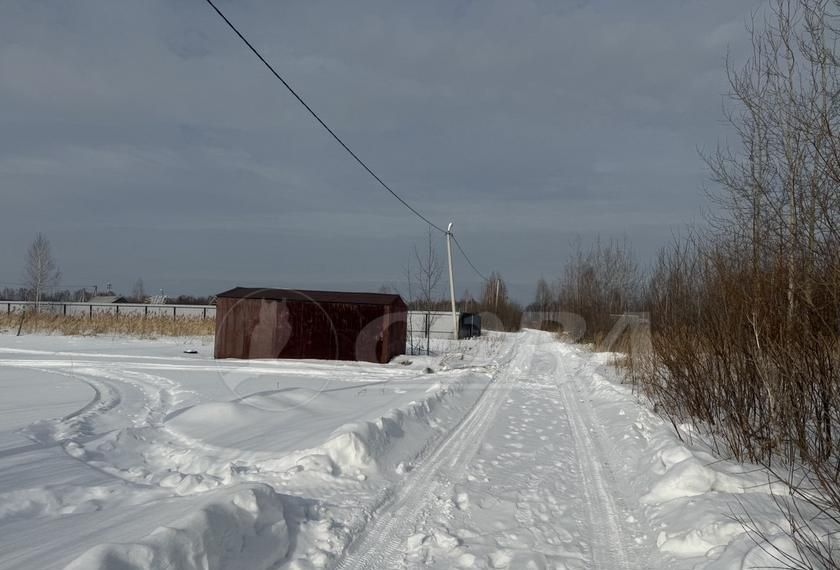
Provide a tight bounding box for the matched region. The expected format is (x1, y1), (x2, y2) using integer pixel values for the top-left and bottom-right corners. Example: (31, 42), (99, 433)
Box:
(214, 287), (407, 363)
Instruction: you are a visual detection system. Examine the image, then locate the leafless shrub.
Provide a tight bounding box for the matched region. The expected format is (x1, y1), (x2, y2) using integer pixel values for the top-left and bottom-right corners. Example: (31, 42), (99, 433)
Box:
(620, 1), (840, 562)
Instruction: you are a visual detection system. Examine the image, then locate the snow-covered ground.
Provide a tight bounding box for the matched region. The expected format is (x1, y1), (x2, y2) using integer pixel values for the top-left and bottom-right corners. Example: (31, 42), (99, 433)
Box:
(0, 330), (797, 569)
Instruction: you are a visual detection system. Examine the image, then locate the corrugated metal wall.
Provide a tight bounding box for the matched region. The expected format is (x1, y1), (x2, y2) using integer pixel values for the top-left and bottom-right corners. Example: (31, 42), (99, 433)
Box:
(214, 296), (406, 363)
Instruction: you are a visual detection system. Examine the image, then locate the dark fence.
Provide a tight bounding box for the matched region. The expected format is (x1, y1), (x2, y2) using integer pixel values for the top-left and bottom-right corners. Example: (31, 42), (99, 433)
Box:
(1, 301), (215, 319)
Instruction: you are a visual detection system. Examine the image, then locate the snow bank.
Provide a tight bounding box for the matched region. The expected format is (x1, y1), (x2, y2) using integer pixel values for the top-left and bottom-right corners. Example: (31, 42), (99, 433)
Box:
(170, 400), (271, 427)
(64, 373), (485, 568)
(631, 431), (794, 562)
(58, 364), (486, 508)
(0, 482), (160, 522)
(641, 454), (766, 504)
(656, 519), (746, 557)
(566, 346), (803, 567)
(315, 377), (480, 477)
(0, 333), (504, 570)
(65, 484), (291, 570)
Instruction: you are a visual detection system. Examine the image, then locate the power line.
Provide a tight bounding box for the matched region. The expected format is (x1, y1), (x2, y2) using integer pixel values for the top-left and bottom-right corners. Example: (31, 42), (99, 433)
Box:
(202, 0), (447, 234)
(452, 235), (490, 283)
(202, 0), (493, 282)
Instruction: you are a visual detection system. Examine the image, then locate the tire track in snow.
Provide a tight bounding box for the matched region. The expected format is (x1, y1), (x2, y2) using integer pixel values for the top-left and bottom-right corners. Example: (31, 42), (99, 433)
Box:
(17, 367), (123, 444)
(556, 352), (633, 570)
(5, 361), (186, 439)
(335, 334), (533, 570)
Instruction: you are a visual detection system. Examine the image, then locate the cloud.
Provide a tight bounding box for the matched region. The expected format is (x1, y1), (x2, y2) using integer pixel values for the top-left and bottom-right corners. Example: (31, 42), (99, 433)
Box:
(0, 0), (764, 300)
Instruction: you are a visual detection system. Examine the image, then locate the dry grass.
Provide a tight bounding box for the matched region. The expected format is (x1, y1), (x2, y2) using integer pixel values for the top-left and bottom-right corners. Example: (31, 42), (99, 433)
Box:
(0, 311), (215, 338)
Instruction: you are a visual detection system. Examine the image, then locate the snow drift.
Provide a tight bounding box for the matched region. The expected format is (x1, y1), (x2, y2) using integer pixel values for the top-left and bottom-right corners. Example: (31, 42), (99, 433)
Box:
(65, 484), (292, 570)
(54, 344), (493, 569)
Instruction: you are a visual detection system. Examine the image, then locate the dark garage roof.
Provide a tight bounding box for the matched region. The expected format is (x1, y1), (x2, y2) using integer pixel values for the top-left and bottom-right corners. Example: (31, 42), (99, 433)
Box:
(217, 287), (405, 306)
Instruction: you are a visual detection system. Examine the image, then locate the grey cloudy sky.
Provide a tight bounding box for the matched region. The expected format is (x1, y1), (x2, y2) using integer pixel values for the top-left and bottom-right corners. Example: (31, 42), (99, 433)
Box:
(0, 0), (763, 301)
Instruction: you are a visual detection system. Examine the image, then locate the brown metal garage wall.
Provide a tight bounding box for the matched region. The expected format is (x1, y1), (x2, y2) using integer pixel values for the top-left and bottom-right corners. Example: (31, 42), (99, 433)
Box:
(214, 289), (407, 363)
(215, 296), (285, 359)
(282, 300), (380, 362)
(383, 301), (408, 363)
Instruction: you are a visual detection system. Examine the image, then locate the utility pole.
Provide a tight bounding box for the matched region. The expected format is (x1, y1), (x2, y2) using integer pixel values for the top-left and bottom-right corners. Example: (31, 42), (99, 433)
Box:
(445, 222), (458, 340)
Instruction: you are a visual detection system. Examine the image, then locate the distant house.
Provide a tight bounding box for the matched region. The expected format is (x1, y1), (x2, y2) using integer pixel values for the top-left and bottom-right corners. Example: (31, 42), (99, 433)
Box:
(88, 295), (127, 304)
(214, 287), (407, 363)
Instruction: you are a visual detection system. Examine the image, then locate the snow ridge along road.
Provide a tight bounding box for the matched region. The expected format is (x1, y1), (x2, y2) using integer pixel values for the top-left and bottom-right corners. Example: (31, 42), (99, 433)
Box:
(336, 330), (641, 570)
(335, 333), (532, 570)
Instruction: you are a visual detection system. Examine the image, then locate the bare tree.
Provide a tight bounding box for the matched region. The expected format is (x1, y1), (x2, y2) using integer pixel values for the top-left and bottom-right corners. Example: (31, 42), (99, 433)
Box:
(24, 233), (60, 309)
(411, 226), (444, 354)
(413, 226), (443, 310)
(634, 2), (840, 563)
(707, 0), (840, 329)
(555, 237), (638, 343)
(481, 271), (508, 311)
(478, 272), (523, 332)
(534, 277), (554, 319)
(460, 288), (475, 312)
(404, 263), (418, 355)
(132, 278), (146, 303)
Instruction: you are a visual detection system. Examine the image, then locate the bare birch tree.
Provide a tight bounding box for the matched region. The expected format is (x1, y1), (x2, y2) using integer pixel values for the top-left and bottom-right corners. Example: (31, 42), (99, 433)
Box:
(24, 233), (60, 310)
(639, 2), (840, 563)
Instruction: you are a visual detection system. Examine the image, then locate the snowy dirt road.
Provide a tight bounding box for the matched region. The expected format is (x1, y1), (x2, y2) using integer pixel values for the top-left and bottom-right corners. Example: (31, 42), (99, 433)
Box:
(337, 330), (646, 570)
(0, 332), (793, 569)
